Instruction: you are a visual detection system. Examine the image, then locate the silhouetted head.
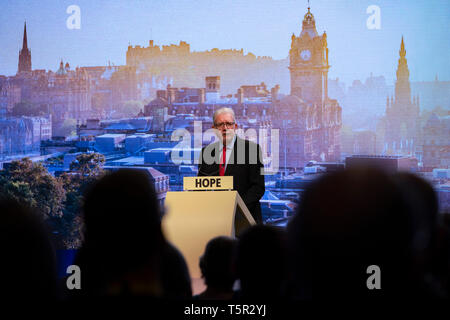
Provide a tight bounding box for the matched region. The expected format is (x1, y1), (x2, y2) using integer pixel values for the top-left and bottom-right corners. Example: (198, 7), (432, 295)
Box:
(79, 169), (165, 293)
(393, 172), (438, 258)
(0, 198), (58, 300)
(237, 225), (288, 299)
(199, 236), (238, 291)
(287, 167), (413, 299)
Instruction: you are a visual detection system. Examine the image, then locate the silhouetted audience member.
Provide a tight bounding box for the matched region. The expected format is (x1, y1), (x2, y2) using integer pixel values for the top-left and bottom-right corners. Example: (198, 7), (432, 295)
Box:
(72, 169), (191, 298)
(436, 213), (450, 295)
(287, 167), (415, 299)
(0, 198), (58, 300)
(235, 225), (288, 299)
(194, 236), (238, 300)
(393, 172), (448, 297)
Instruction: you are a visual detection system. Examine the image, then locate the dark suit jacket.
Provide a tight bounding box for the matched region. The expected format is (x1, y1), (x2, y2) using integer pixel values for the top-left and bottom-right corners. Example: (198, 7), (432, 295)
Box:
(198, 136), (265, 223)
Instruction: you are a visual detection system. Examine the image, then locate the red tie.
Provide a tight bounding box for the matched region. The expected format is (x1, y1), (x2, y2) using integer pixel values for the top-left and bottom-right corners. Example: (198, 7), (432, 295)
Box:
(219, 145), (226, 176)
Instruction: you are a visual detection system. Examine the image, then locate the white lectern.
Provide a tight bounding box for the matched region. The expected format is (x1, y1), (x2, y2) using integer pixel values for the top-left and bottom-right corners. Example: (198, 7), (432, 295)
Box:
(161, 176), (256, 280)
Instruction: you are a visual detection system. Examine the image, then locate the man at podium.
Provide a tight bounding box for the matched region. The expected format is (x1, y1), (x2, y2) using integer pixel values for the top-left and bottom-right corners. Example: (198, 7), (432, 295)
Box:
(198, 107), (265, 223)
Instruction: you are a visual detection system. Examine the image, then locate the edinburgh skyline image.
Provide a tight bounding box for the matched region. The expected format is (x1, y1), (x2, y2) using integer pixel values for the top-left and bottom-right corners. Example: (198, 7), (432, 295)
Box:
(1, 0), (450, 252)
(1, 0), (449, 87)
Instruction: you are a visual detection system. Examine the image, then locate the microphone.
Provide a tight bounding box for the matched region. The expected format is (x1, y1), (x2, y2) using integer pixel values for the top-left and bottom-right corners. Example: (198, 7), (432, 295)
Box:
(197, 167), (220, 177)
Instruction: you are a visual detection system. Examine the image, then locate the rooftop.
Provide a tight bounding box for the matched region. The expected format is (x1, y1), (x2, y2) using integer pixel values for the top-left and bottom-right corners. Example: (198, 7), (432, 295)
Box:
(96, 134), (127, 138)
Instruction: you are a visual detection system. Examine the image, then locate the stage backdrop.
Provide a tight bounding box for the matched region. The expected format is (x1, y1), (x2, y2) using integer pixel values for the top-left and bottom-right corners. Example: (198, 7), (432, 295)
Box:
(0, 1), (449, 250)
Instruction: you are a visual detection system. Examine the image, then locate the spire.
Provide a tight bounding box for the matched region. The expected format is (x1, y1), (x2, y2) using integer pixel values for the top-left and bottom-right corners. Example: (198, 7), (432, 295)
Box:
(395, 36), (411, 104)
(399, 35), (406, 58)
(22, 21), (28, 50)
(300, 4), (318, 38)
(386, 96), (390, 114)
(18, 21), (32, 73)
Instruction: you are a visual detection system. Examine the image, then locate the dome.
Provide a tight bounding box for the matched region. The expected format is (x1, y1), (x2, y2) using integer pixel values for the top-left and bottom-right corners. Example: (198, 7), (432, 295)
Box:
(56, 60), (67, 75)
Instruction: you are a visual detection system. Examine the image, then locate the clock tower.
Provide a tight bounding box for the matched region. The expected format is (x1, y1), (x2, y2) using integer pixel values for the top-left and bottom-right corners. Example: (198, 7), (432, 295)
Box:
(289, 7), (329, 105)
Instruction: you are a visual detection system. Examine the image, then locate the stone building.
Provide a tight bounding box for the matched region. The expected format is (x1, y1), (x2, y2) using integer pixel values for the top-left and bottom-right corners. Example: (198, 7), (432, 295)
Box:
(422, 113), (450, 169)
(144, 76), (276, 122)
(4, 24), (92, 132)
(0, 116), (51, 158)
(0, 78), (21, 116)
(143, 7), (341, 170)
(126, 39), (288, 96)
(272, 6), (341, 168)
(80, 64), (138, 118)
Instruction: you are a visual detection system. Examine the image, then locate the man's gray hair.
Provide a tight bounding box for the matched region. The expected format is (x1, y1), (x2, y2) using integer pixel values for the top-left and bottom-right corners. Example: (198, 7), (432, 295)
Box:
(213, 107), (236, 125)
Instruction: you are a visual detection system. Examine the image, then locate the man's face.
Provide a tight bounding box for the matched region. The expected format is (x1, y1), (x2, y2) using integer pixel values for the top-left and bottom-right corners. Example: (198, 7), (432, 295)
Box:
(213, 112), (238, 145)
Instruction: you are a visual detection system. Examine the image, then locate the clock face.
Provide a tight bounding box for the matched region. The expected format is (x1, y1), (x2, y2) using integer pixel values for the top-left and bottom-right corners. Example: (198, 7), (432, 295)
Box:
(300, 49), (311, 61)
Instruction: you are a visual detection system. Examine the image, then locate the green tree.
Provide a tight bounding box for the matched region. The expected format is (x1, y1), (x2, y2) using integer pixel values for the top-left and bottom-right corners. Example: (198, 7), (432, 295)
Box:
(58, 152), (106, 248)
(57, 173), (85, 249)
(0, 155), (107, 249)
(0, 179), (36, 209)
(69, 152), (105, 177)
(0, 158), (65, 219)
(0, 158), (69, 248)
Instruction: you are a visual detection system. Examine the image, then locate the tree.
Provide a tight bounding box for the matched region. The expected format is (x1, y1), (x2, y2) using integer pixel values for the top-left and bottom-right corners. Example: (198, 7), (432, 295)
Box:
(0, 158), (65, 219)
(69, 152), (105, 177)
(0, 155), (107, 249)
(57, 173), (85, 249)
(0, 179), (36, 209)
(0, 158), (67, 248)
(58, 153), (106, 248)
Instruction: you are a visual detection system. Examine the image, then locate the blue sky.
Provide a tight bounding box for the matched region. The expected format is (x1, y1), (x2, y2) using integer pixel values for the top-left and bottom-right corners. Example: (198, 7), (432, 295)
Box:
(0, 0), (449, 86)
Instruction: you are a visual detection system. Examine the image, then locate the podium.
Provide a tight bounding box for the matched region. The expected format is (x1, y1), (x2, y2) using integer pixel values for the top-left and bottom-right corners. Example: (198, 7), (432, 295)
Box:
(161, 176), (256, 279)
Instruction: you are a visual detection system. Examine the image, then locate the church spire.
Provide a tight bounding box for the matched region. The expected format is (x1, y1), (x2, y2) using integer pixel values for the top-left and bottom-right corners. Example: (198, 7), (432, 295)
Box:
(399, 35), (406, 58)
(18, 21), (32, 74)
(395, 36), (411, 104)
(386, 95), (391, 114)
(23, 21), (28, 50)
